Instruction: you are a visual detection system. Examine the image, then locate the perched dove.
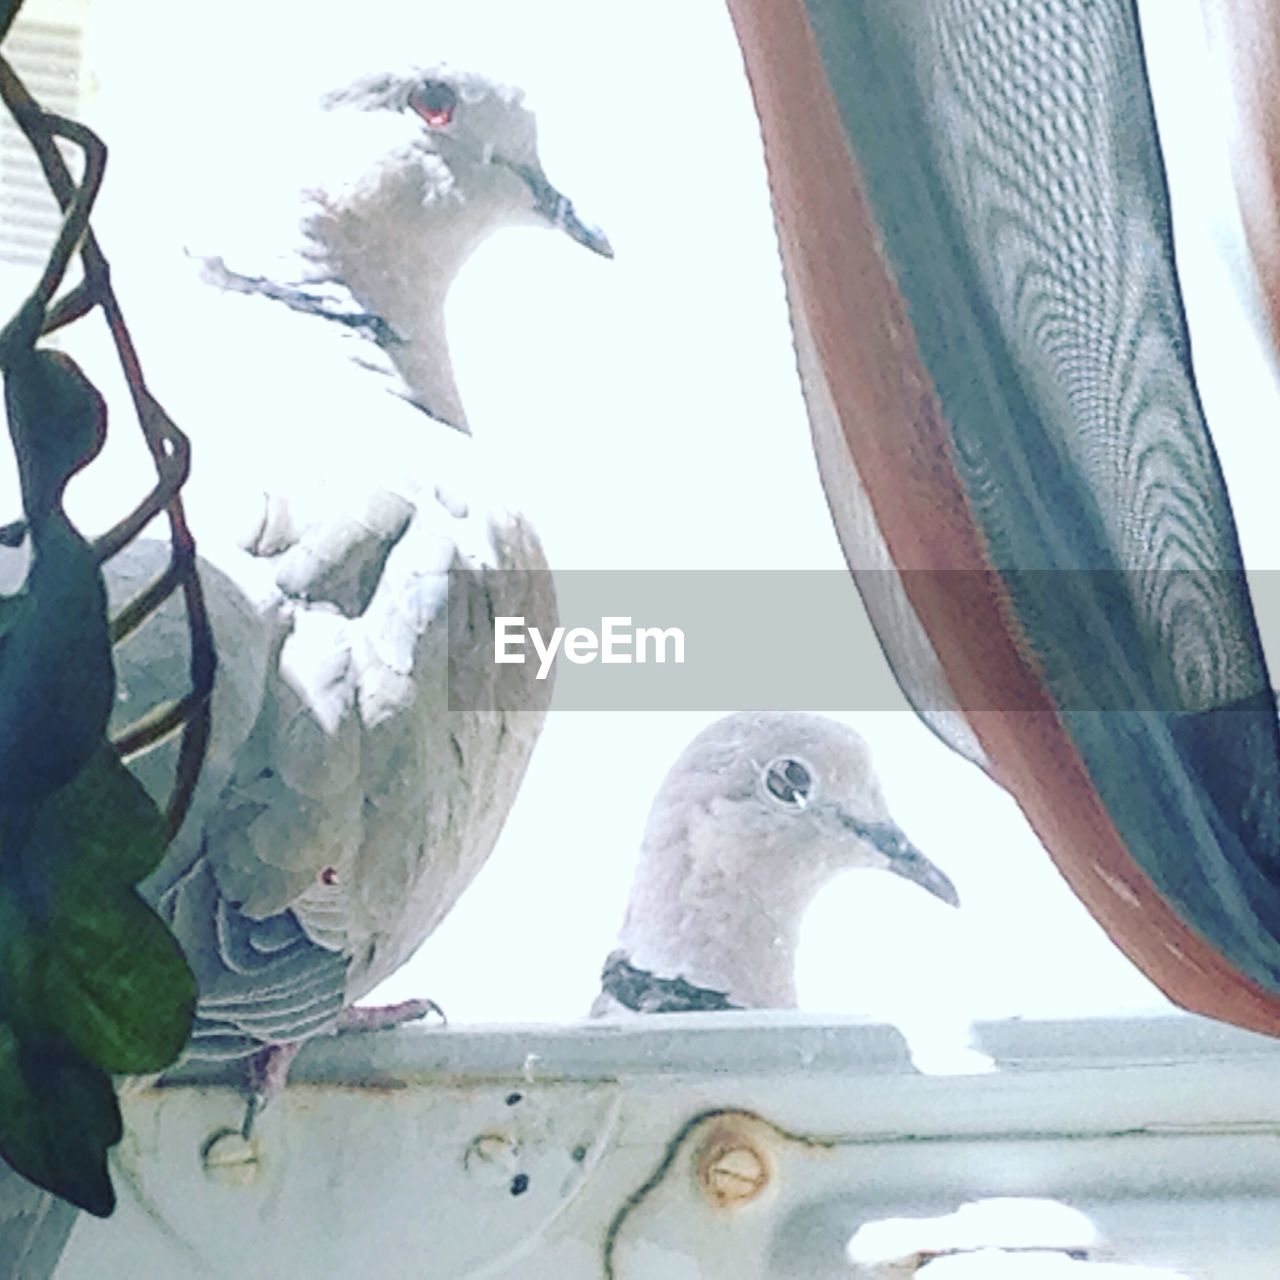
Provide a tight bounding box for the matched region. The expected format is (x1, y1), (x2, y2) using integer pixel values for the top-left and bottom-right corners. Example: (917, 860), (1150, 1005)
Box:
(592, 712), (958, 1015)
(101, 65), (610, 1100)
(0, 61), (608, 1266)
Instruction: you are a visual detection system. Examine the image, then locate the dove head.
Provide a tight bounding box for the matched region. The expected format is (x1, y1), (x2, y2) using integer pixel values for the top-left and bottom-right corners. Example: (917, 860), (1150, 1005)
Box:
(648, 712), (957, 904)
(321, 67), (612, 258)
(299, 65), (611, 427)
(616, 712), (957, 1008)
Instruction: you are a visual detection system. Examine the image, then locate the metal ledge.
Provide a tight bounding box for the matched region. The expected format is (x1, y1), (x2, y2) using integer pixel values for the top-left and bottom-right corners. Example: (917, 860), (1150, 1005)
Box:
(54, 1013), (1280, 1277)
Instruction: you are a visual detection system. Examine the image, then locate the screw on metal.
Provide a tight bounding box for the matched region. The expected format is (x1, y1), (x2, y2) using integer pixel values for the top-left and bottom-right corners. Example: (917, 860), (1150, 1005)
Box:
(464, 1133), (520, 1187)
(200, 1128), (262, 1187)
(694, 1128), (770, 1208)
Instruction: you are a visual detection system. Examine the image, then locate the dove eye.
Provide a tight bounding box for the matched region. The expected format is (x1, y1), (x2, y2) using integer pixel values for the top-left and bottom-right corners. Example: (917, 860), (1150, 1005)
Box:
(762, 757), (813, 809)
(409, 81), (458, 128)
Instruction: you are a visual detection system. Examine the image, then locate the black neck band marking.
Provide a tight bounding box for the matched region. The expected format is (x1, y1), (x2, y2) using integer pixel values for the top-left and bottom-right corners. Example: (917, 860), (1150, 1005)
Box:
(199, 256), (402, 349)
(599, 952), (741, 1014)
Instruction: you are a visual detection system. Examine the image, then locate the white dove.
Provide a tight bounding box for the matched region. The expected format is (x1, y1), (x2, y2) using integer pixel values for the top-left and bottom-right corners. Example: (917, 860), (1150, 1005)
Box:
(592, 712), (958, 1015)
(99, 64), (611, 1108)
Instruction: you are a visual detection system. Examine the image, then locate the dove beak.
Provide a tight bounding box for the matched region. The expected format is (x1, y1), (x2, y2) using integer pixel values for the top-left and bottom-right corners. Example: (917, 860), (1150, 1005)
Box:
(499, 157), (614, 258)
(554, 201), (614, 258)
(838, 813), (960, 907)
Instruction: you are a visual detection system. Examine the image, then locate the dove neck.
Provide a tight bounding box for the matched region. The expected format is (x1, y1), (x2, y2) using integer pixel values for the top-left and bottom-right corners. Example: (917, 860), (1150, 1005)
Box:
(618, 845), (829, 1009)
(380, 290), (468, 431)
(303, 172), (499, 433)
(621, 906), (802, 1009)
(335, 260), (467, 431)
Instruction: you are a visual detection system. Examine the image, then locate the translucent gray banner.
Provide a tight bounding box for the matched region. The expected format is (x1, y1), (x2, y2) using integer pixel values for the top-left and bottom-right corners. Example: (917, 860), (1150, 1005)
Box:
(447, 569), (1280, 713)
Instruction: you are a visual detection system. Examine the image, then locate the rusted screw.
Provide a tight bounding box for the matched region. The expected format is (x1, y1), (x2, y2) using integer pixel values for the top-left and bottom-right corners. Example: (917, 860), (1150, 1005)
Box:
(464, 1132), (519, 1186)
(201, 1128), (262, 1186)
(696, 1132), (769, 1207)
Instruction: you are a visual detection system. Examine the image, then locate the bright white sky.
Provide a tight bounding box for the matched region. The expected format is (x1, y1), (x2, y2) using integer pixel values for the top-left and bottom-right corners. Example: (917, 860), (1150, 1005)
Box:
(11, 0), (1280, 1043)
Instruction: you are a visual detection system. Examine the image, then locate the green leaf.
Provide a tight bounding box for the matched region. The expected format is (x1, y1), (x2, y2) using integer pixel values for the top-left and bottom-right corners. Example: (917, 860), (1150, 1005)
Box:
(0, 747), (198, 1210)
(0, 538), (112, 805)
(0, 345), (113, 806)
(0, 1023), (120, 1217)
(4, 348), (107, 520)
(19, 747), (170, 887)
(0, 591), (19, 641)
(2, 747), (196, 1071)
(41, 890), (197, 1073)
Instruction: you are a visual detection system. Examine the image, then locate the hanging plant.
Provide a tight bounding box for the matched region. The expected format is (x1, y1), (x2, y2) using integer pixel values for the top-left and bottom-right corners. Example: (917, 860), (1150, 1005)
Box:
(0, 5), (215, 1215)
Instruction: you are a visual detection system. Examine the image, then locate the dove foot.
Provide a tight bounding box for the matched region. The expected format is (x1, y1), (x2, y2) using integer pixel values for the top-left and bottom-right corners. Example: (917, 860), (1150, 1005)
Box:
(337, 998), (447, 1032)
(239, 1003), (445, 1133)
(241, 1041), (304, 1137)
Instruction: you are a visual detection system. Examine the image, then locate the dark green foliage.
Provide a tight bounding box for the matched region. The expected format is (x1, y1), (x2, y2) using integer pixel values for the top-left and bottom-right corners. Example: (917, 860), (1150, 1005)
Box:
(0, 751), (197, 1074)
(0, 323), (196, 1214)
(0, 347), (113, 804)
(0, 1027), (120, 1217)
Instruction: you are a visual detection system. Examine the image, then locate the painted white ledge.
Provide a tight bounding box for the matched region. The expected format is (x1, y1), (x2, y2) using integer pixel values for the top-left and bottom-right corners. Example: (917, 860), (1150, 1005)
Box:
(53, 1012), (1280, 1278)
